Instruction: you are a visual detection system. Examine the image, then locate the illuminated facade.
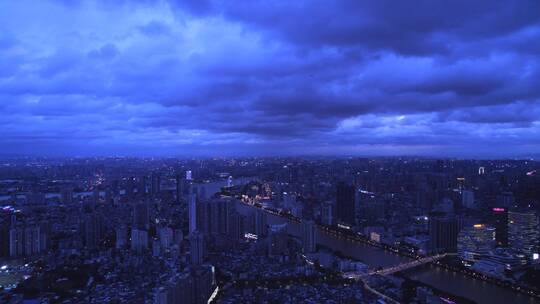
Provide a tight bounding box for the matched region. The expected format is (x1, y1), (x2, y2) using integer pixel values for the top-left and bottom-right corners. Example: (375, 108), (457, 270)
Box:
(508, 211), (539, 262)
(457, 224), (496, 263)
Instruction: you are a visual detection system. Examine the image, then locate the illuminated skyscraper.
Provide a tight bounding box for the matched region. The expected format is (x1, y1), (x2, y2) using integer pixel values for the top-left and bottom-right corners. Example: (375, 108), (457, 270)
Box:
(508, 211), (539, 262)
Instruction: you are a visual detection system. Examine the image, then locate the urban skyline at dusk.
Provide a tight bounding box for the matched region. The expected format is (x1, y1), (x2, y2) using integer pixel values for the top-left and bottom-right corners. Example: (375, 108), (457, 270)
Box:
(1, 2), (540, 303)
(1, 1), (540, 157)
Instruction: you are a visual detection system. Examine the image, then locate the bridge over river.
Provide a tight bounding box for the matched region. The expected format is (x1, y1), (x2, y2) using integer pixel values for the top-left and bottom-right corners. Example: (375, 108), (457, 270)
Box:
(235, 201), (538, 304)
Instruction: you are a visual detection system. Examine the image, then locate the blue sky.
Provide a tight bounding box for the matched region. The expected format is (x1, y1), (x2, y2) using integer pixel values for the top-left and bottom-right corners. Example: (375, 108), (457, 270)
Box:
(1, 0), (540, 157)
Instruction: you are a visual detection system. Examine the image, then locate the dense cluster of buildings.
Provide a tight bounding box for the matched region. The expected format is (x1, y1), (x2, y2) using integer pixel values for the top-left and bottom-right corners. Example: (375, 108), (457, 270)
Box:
(0, 157), (538, 303)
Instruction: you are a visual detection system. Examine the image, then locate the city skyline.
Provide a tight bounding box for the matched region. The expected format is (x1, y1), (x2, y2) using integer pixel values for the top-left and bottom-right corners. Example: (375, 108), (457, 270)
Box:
(1, 1), (540, 157)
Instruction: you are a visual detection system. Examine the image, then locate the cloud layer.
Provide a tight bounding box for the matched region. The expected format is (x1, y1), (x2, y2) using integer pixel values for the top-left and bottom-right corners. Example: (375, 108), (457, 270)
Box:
(1, 0), (540, 157)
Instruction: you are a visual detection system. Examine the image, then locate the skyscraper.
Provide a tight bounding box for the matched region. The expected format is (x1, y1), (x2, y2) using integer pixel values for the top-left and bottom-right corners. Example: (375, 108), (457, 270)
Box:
(461, 190), (475, 209)
(131, 228), (148, 253)
(321, 201), (333, 226)
(189, 194), (198, 234)
(125, 177), (136, 201)
(138, 175), (147, 197)
(150, 173), (161, 197)
(302, 220), (316, 253)
(336, 182), (355, 226)
(491, 207), (508, 247)
(254, 210), (268, 238)
(116, 225), (128, 249)
(133, 202), (149, 230)
(429, 214), (462, 253)
(508, 211), (539, 261)
(175, 174), (184, 204)
(190, 230), (204, 266)
(81, 213), (102, 249)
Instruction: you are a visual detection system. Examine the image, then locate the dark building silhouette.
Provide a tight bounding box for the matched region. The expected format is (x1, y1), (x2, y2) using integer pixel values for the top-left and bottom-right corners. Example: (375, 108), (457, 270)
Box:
(151, 173), (161, 197)
(491, 207), (508, 247)
(336, 182), (356, 226)
(429, 213), (462, 253)
(138, 175), (147, 197)
(190, 230), (204, 266)
(133, 202), (149, 230)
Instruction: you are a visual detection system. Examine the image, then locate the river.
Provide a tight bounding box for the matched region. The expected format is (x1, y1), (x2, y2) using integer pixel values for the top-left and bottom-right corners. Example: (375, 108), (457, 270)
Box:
(236, 202), (538, 304)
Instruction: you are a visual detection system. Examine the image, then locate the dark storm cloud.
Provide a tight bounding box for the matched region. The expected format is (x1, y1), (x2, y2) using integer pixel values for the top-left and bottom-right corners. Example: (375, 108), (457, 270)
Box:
(176, 0), (540, 53)
(0, 0), (539, 156)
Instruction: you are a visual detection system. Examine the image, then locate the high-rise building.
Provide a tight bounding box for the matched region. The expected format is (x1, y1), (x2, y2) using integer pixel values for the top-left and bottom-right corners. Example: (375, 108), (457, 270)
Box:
(189, 194), (198, 234)
(190, 230), (204, 266)
(175, 174), (184, 204)
(336, 182), (356, 226)
(9, 224), (47, 257)
(253, 210), (268, 238)
(159, 226), (174, 249)
(111, 180), (120, 196)
(138, 175), (147, 197)
(81, 214), (102, 249)
(125, 177), (136, 200)
(186, 170), (192, 181)
(461, 190), (475, 209)
(268, 224), (289, 257)
(192, 198), (234, 236)
(508, 211), (539, 261)
(191, 265), (216, 304)
(227, 212), (246, 241)
(429, 214), (462, 253)
(131, 228), (149, 253)
(321, 201), (333, 226)
(491, 207), (508, 247)
(457, 224), (496, 263)
(116, 226), (128, 249)
(151, 173), (161, 197)
(9, 227), (24, 257)
(302, 220), (316, 253)
(133, 202), (149, 230)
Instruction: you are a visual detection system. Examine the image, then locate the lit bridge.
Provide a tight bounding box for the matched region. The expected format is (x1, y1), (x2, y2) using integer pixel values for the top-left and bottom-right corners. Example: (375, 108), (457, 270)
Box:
(343, 253), (450, 280)
(343, 254), (451, 304)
